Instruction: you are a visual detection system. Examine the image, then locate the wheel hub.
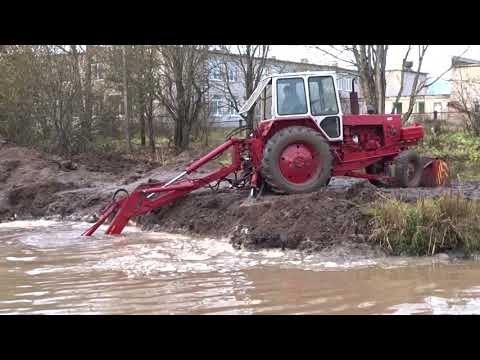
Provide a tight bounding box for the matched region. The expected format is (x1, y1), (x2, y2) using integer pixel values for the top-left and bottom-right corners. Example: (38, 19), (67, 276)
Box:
(278, 143), (320, 184)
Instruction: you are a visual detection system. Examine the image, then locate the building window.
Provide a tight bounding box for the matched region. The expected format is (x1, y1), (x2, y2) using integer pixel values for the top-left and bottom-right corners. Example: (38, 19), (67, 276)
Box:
(416, 101), (425, 113)
(227, 99), (237, 115)
(271, 65), (282, 75)
(227, 63), (238, 82)
(211, 95), (223, 116)
(394, 102), (403, 114)
(336, 76), (353, 92)
(209, 62), (222, 81)
(263, 64), (282, 77)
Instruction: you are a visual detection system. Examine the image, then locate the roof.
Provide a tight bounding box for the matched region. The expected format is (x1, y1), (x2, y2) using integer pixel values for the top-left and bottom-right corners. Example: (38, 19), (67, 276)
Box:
(386, 69), (428, 75)
(207, 49), (357, 75)
(452, 56), (480, 66)
(265, 71), (338, 79)
(426, 78), (451, 96)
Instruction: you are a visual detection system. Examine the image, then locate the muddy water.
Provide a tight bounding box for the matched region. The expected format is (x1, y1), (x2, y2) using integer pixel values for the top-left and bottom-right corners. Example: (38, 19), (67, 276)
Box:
(2, 220), (480, 314)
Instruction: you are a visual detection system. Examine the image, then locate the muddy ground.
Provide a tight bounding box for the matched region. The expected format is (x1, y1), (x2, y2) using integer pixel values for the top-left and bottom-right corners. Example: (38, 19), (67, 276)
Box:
(1, 141), (479, 255)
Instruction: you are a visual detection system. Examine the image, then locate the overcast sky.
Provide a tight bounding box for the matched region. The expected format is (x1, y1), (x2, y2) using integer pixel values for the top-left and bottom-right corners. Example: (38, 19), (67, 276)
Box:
(270, 45), (480, 80)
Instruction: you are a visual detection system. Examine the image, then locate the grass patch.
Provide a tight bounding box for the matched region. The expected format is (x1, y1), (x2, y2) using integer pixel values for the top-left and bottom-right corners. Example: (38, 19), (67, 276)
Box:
(368, 194), (480, 256)
(418, 129), (480, 181)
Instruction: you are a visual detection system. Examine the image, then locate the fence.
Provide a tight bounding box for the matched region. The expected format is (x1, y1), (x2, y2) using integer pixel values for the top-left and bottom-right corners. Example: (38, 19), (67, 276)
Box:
(409, 111), (449, 122)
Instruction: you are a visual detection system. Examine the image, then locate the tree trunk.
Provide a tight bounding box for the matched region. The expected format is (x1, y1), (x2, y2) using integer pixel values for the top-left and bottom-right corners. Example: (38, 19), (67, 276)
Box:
(173, 62), (188, 150)
(147, 95), (155, 155)
(138, 79), (146, 147)
(146, 46), (155, 155)
(84, 45), (93, 144)
(404, 46), (428, 124)
(122, 45), (132, 153)
(174, 116), (184, 150)
(140, 105), (146, 147)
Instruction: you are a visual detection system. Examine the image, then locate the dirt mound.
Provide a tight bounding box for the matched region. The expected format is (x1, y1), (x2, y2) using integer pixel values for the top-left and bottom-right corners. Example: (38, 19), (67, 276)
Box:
(0, 160), (21, 183)
(6, 181), (79, 218)
(72, 152), (156, 176)
(140, 179), (380, 252)
(0, 143), (120, 222)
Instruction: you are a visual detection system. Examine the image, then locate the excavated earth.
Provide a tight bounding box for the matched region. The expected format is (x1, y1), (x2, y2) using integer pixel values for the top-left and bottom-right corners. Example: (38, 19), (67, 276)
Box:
(2, 140), (480, 255)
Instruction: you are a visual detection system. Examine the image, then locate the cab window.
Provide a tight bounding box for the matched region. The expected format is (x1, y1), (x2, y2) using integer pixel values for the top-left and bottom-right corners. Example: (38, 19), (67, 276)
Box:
(260, 81), (272, 120)
(308, 76), (339, 116)
(277, 78), (308, 116)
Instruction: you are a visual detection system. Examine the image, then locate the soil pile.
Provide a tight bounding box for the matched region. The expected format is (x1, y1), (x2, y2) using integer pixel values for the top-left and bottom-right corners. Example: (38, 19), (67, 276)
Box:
(0, 142), (224, 222)
(0, 143), (156, 221)
(140, 179), (380, 252)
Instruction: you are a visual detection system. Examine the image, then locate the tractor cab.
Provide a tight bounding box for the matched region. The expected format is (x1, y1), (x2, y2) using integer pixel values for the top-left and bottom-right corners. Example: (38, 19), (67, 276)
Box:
(239, 71), (344, 142)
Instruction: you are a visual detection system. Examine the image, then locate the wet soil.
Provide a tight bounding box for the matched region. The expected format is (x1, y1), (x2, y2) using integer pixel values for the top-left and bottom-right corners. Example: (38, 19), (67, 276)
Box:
(140, 179), (380, 255)
(0, 143), (162, 222)
(1, 142), (480, 254)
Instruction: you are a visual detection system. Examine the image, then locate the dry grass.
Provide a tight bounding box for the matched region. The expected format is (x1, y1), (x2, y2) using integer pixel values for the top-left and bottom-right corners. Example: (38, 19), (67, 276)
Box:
(368, 193), (480, 256)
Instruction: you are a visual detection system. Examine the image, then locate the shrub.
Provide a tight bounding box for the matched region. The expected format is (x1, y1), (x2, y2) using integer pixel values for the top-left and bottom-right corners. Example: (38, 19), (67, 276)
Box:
(368, 194), (480, 256)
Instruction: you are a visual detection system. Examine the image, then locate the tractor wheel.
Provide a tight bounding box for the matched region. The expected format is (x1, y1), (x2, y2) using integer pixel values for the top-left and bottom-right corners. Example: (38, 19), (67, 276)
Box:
(394, 150), (424, 188)
(261, 126), (332, 194)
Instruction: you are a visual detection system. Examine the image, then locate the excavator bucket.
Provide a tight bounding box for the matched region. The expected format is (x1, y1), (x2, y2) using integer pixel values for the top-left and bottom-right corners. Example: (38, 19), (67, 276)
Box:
(420, 157), (450, 187)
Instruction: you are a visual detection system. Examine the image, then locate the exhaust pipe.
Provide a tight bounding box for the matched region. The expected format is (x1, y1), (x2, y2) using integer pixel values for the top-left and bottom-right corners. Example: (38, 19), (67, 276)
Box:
(350, 78), (359, 115)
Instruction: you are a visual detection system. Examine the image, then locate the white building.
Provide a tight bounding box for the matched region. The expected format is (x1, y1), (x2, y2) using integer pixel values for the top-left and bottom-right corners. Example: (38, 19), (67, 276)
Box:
(384, 63), (428, 116)
(385, 62), (450, 122)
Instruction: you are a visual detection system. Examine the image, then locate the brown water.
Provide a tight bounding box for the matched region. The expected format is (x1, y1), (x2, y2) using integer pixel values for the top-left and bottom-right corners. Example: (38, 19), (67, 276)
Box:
(2, 220), (480, 315)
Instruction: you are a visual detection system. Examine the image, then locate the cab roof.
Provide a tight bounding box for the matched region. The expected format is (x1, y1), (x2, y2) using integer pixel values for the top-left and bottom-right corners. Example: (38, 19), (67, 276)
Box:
(263, 71), (337, 80)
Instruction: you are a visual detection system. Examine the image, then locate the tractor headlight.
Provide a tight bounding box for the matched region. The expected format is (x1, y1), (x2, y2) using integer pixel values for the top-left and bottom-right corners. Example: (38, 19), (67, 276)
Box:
(352, 135), (359, 144)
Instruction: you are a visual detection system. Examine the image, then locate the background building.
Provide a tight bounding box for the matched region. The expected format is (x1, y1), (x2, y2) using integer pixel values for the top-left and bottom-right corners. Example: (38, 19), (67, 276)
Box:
(384, 63), (428, 117)
(205, 50), (363, 127)
(448, 56), (480, 126)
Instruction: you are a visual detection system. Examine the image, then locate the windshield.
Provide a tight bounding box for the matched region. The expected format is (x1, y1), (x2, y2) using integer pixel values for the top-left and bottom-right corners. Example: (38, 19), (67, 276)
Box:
(308, 76), (339, 116)
(277, 77), (308, 115)
(238, 77), (271, 115)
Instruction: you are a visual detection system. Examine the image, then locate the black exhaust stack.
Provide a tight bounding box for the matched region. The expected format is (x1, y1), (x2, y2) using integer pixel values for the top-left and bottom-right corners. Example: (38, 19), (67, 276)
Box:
(349, 78), (360, 115)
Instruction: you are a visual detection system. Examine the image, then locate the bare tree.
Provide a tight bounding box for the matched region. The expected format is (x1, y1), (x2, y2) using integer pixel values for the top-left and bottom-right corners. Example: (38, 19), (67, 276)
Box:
(216, 45), (270, 129)
(391, 45), (412, 114)
(145, 46), (157, 155)
(402, 45), (429, 122)
(401, 46), (470, 123)
(122, 45), (133, 153)
(316, 45), (388, 113)
(155, 45), (210, 151)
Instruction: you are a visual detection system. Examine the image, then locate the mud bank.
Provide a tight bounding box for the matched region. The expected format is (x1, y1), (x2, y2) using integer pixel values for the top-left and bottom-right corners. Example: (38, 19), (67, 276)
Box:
(0, 142), (157, 222)
(140, 179), (384, 255)
(2, 142), (480, 255)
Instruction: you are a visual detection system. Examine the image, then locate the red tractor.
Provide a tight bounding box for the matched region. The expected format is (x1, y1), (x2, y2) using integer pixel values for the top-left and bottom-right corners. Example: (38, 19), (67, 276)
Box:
(83, 71), (449, 236)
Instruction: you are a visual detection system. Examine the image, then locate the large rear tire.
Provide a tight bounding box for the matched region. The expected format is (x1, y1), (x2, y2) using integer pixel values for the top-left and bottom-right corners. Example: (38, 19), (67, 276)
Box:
(394, 150), (424, 188)
(261, 126), (332, 194)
